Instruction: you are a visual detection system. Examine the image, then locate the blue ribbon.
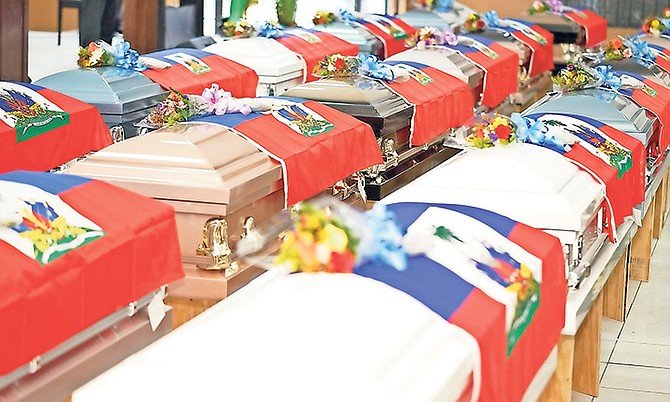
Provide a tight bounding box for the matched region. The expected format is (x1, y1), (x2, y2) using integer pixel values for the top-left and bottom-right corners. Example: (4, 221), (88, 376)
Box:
(511, 113), (568, 151)
(594, 64), (622, 91)
(257, 21), (283, 38)
(338, 9), (357, 24)
(625, 36), (656, 65)
(482, 10), (501, 28)
(110, 40), (146, 71)
(435, 0), (454, 12)
(357, 54), (395, 82)
(357, 203), (407, 271)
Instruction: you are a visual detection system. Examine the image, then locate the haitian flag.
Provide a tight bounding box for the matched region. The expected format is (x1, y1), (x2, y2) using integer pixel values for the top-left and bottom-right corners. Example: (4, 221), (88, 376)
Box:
(525, 112), (645, 237)
(492, 18), (555, 77)
(194, 97), (382, 206)
(612, 70), (670, 155)
(562, 9), (607, 48)
(446, 34), (519, 108)
(141, 48), (259, 98)
(0, 82), (111, 173)
(274, 29), (359, 83)
(358, 14), (416, 58)
(383, 60), (474, 146)
(355, 202), (566, 402)
(0, 170), (183, 376)
(646, 43), (670, 78)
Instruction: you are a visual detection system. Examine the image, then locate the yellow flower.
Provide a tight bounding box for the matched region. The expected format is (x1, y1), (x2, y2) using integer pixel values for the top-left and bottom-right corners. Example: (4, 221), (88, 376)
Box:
(652, 20), (660, 28)
(317, 223), (348, 253)
(491, 116), (509, 128)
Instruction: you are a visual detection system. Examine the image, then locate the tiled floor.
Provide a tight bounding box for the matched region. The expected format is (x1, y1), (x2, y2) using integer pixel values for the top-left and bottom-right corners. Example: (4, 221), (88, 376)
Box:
(27, 30), (670, 402)
(572, 221), (670, 401)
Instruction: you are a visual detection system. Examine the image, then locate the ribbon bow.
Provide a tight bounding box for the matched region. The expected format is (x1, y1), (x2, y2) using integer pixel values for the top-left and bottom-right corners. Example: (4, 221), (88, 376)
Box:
(357, 203), (407, 271)
(109, 37), (146, 71)
(435, 0), (455, 12)
(201, 84), (252, 115)
(338, 9), (357, 24)
(357, 54), (396, 82)
(624, 36), (656, 63)
(511, 113), (567, 151)
(257, 21), (283, 38)
(594, 65), (622, 91)
(482, 10), (501, 28)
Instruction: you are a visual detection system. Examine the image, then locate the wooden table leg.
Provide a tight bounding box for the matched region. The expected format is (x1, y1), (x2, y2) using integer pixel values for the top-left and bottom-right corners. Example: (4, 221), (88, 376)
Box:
(165, 296), (219, 328)
(572, 292), (603, 397)
(538, 335), (575, 402)
(653, 178), (667, 239)
(602, 248), (629, 321)
(630, 199), (655, 282)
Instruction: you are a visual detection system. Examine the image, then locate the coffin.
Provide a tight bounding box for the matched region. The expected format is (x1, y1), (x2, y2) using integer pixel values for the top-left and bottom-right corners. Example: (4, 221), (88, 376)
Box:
(399, 1), (477, 31)
(601, 58), (670, 87)
(312, 21), (384, 57)
(67, 123), (285, 286)
(203, 37), (304, 96)
(382, 144), (607, 288)
(34, 67), (166, 140)
(522, 13), (582, 45)
(72, 271), (479, 402)
(282, 77), (463, 200)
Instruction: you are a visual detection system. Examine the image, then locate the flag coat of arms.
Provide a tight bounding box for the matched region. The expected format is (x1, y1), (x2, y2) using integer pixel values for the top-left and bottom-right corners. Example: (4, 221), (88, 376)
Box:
(0, 171), (184, 376)
(194, 97), (382, 206)
(447, 35), (519, 108)
(358, 14), (417, 58)
(354, 202), (566, 402)
(492, 18), (555, 77)
(562, 9), (607, 48)
(0, 82), (111, 173)
(274, 29), (359, 83)
(141, 48), (259, 98)
(526, 112), (645, 239)
(384, 60), (474, 146)
(612, 70), (670, 155)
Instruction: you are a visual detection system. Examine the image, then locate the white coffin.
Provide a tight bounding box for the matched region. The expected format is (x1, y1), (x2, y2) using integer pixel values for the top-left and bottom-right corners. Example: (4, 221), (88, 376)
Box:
(382, 143), (605, 243)
(72, 271), (478, 402)
(204, 37), (304, 96)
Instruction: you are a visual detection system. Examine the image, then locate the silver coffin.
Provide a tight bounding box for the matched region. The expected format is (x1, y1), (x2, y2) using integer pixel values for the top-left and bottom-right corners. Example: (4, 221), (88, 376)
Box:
(312, 21), (384, 57)
(521, 13), (591, 65)
(34, 67), (166, 141)
(67, 123), (285, 297)
(382, 143), (608, 289)
(399, 1), (477, 32)
(282, 78), (460, 200)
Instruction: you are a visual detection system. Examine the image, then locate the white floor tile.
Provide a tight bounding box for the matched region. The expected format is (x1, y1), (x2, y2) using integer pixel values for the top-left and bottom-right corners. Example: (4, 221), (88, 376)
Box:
(620, 286), (670, 345)
(594, 387), (670, 401)
(602, 317), (624, 341)
(611, 341), (670, 369)
(600, 363), (670, 394)
(571, 391), (594, 402)
(601, 339), (616, 363)
(28, 30), (79, 81)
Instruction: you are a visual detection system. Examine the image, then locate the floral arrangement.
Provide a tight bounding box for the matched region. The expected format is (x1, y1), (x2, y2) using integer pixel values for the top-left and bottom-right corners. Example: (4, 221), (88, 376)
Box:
(527, 0), (562, 15)
(663, 7), (670, 18)
(414, 0), (435, 10)
(641, 16), (667, 37)
(604, 36), (656, 64)
(604, 37), (632, 60)
(465, 114), (516, 148)
(221, 19), (255, 38)
(77, 38), (146, 71)
(312, 54), (404, 83)
(77, 42), (115, 68)
(143, 89), (193, 128)
(551, 63), (599, 91)
(312, 54), (358, 78)
(274, 204), (359, 273)
(312, 10), (336, 25)
(464, 13), (486, 33)
(405, 26), (458, 49)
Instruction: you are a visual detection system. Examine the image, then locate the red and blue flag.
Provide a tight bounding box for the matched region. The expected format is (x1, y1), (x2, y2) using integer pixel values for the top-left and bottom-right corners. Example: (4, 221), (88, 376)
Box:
(357, 14), (416, 58)
(563, 9), (607, 47)
(491, 18), (555, 77)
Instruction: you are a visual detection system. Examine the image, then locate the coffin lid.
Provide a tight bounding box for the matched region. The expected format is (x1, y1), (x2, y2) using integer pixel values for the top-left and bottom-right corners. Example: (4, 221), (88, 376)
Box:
(67, 122), (282, 208)
(473, 29), (529, 64)
(527, 88), (655, 145)
(521, 13), (580, 34)
(398, 10), (452, 29)
(282, 77), (411, 121)
(387, 48), (482, 89)
(34, 67), (166, 115)
(312, 22), (383, 55)
(605, 59), (670, 87)
(436, 1), (477, 27)
(382, 144), (604, 232)
(204, 37), (303, 78)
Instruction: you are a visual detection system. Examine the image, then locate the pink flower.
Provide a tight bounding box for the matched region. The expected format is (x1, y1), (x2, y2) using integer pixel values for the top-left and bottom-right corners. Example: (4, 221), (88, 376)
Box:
(201, 83), (252, 115)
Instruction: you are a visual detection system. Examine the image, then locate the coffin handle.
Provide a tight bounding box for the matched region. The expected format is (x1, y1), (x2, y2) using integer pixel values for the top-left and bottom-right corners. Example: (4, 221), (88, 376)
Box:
(196, 217), (233, 271)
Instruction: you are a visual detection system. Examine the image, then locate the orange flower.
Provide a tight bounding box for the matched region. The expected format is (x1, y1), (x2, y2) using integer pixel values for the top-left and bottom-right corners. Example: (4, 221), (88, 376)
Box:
(611, 38), (623, 49)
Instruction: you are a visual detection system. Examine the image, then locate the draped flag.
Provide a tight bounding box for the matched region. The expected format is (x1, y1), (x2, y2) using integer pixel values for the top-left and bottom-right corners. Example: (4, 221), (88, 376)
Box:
(525, 112), (645, 238)
(0, 82), (111, 173)
(274, 29), (359, 83)
(358, 14), (417, 58)
(355, 202), (566, 402)
(141, 48), (259, 97)
(491, 18), (555, 77)
(562, 9), (607, 48)
(194, 97), (382, 206)
(0, 171), (184, 376)
(446, 34), (519, 108)
(384, 60), (474, 146)
(647, 43), (670, 78)
(612, 70), (670, 154)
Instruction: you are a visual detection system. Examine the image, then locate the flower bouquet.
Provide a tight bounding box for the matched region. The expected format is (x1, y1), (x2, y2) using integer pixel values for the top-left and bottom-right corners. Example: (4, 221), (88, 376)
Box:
(405, 26), (458, 49)
(312, 53), (407, 83)
(77, 37), (147, 71)
(221, 19), (255, 38)
(551, 63), (601, 92)
(603, 37), (632, 61)
(413, 0), (435, 10)
(527, 0), (563, 15)
(77, 42), (115, 68)
(641, 16), (667, 38)
(464, 13), (486, 33)
(312, 10), (336, 25)
(465, 113), (516, 148)
(312, 54), (359, 78)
